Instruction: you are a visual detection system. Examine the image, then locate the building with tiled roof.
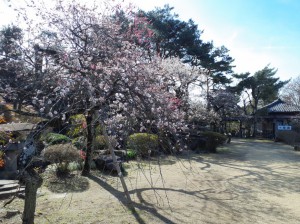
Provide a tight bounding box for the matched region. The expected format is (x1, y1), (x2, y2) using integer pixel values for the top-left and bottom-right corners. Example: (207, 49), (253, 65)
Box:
(256, 99), (300, 138)
(260, 98), (300, 114)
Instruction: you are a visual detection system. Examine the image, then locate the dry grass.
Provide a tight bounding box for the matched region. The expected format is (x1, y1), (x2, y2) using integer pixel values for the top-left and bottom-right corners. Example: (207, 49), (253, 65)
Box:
(1, 139), (300, 224)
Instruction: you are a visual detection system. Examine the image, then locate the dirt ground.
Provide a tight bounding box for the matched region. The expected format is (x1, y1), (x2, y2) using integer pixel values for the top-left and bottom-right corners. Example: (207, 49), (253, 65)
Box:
(1, 138), (300, 224)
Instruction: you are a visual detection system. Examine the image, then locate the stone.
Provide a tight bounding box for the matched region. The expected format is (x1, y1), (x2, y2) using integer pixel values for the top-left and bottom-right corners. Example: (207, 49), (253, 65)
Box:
(113, 150), (126, 158)
(93, 155), (123, 173)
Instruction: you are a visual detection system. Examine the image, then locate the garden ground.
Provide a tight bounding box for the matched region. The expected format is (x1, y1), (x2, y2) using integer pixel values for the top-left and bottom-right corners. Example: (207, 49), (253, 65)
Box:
(1, 138), (300, 224)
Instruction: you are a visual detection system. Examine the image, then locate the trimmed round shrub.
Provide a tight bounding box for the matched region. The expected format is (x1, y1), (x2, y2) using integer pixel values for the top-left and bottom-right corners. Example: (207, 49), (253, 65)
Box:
(42, 132), (71, 145)
(43, 143), (80, 177)
(94, 135), (117, 150)
(202, 131), (227, 153)
(127, 133), (158, 157)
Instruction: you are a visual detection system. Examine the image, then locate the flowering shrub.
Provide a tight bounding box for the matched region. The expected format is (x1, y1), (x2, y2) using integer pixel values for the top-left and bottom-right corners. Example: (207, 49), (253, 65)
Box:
(6, 0), (187, 177)
(80, 150), (86, 160)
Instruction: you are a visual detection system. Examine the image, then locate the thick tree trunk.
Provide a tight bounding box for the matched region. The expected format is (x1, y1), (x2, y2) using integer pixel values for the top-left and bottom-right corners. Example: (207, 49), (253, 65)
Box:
(22, 170), (43, 224)
(82, 111), (94, 176)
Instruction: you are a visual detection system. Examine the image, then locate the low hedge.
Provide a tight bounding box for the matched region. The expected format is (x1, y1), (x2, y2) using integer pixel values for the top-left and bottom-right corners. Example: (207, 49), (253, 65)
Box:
(202, 131), (227, 153)
(127, 133), (158, 157)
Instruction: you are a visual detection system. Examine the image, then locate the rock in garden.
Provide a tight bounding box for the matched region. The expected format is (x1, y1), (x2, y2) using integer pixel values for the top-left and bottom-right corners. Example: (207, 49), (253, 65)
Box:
(93, 155), (123, 173)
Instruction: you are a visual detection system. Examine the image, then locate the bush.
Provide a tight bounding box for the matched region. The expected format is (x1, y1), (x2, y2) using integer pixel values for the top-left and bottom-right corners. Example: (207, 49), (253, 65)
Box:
(94, 135), (117, 150)
(43, 143), (80, 177)
(202, 131), (227, 153)
(127, 133), (158, 157)
(126, 149), (137, 160)
(42, 132), (71, 145)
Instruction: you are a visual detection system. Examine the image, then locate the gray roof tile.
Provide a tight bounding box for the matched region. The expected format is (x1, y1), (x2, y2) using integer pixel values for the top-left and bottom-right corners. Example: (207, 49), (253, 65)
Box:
(262, 99), (300, 113)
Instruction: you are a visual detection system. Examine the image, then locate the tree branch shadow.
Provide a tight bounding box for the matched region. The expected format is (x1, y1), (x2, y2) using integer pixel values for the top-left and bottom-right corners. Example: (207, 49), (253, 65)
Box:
(87, 173), (240, 224)
(87, 174), (176, 224)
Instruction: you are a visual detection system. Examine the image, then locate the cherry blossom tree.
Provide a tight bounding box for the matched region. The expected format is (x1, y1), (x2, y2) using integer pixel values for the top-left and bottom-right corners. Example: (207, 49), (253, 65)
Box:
(159, 57), (204, 114)
(3, 1), (187, 223)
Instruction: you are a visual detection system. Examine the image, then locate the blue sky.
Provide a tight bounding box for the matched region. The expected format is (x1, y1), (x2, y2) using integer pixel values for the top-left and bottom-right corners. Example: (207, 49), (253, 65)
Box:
(0, 0), (299, 81)
(129, 0), (300, 81)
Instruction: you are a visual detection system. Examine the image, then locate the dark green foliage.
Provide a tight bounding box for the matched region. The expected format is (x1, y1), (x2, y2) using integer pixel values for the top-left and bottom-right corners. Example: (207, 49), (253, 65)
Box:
(233, 66), (289, 106)
(126, 149), (137, 160)
(0, 25), (23, 59)
(42, 132), (71, 145)
(143, 5), (203, 59)
(127, 133), (158, 157)
(202, 131), (227, 153)
(0, 26), (30, 111)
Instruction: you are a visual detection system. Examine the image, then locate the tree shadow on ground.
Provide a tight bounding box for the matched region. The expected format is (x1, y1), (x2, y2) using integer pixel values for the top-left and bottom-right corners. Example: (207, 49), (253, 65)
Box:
(87, 139), (300, 223)
(187, 138), (300, 195)
(87, 173), (239, 224)
(43, 173), (90, 193)
(88, 174), (174, 224)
